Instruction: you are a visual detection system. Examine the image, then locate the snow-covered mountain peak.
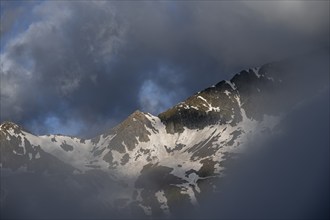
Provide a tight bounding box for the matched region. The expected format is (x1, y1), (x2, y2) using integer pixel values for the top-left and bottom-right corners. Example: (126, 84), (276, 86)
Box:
(2, 51), (328, 218)
(157, 64), (282, 134)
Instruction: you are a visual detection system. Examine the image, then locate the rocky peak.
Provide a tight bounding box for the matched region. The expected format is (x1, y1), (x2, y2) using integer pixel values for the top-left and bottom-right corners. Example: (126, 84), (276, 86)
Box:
(99, 110), (159, 163)
(127, 110), (148, 123)
(0, 121), (20, 129)
(158, 78), (245, 134)
(158, 62), (290, 133)
(230, 65), (285, 120)
(112, 110), (154, 133)
(0, 121), (24, 135)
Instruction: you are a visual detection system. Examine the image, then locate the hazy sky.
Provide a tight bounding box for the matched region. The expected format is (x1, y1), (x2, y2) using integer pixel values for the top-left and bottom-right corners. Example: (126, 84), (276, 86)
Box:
(0, 1), (329, 137)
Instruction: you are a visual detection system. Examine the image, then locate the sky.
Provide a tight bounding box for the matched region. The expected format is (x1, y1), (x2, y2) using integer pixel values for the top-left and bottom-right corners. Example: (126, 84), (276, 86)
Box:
(0, 0), (329, 137)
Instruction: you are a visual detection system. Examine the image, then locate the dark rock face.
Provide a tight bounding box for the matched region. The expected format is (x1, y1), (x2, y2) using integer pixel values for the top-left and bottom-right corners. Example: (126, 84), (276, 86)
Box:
(120, 153), (130, 165)
(60, 141), (74, 152)
(158, 58), (317, 134)
(158, 64), (286, 133)
(230, 67), (283, 120)
(101, 110), (158, 166)
(158, 81), (242, 133)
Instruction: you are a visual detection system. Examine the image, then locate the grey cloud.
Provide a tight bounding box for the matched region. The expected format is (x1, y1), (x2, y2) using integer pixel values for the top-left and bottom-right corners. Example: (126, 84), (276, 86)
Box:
(0, 1), (35, 37)
(0, 6), (21, 37)
(0, 1), (329, 137)
(1, 1), (126, 137)
(138, 65), (186, 113)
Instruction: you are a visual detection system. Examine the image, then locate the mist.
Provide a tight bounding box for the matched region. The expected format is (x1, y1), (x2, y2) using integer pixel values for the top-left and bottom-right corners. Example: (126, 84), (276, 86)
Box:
(187, 88), (329, 220)
(1, 1), (329, 219)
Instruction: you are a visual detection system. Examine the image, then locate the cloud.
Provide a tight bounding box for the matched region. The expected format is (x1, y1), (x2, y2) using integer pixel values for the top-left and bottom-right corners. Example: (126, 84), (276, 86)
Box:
(187, 88), (329, 219)
(28, 115), (84, 136)
(139, 80), (175, 114)
(1, 1), (126, 137)
(0, 5), (22, 37)
(138, 65), (185, 114)
(0, 1), (329, 137)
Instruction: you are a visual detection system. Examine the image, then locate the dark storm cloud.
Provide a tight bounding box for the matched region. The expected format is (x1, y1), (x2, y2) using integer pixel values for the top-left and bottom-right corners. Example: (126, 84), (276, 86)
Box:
(0, 1), (329, 137)
(1, 1), (127, 136)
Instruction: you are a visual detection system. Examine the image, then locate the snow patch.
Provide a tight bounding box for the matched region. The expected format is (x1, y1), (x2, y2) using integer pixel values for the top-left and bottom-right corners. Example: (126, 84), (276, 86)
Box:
(190, 106), (199, 110)
(224, 90), (231, 96)
(197, 95), (208, 103)
(226, 80), (236, 90)
(253, 67), (261, 78)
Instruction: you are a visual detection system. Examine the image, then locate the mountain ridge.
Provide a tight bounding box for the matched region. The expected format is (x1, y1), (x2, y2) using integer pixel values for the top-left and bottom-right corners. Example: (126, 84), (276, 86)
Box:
(0, 64), (282, 218)
(1, 51), (329, 219)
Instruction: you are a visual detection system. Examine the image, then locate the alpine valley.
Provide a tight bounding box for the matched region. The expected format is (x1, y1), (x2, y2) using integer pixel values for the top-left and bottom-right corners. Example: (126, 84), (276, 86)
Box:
(1, 51), (329, 219)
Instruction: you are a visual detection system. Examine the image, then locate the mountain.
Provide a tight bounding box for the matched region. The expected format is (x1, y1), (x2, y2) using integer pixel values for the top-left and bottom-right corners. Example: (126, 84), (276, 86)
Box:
(1, 51), (329, 219)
